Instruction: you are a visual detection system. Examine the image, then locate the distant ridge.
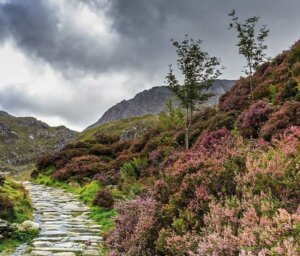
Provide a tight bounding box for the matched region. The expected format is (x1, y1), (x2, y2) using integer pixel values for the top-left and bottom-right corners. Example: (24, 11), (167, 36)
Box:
(0, 111), (77, 172)
(87, 79), (235, 130)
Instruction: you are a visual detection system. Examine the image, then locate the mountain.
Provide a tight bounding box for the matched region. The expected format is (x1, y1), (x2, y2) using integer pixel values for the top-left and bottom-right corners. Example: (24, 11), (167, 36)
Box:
(0, 111), (77, 172)
(87, 79), (235, 129)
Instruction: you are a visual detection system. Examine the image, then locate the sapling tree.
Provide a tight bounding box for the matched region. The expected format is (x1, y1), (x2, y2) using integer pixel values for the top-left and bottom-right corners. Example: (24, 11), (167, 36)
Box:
(228, 9), (269, 95)
(166, 36), (222, 150)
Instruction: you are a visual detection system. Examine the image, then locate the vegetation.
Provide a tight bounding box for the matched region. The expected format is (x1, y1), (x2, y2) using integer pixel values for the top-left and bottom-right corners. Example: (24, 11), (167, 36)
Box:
(30, 19), (300, 256)
(166, 36), (222, 149)
(0, 177), (35, 254)
(228, 9), (269, 94)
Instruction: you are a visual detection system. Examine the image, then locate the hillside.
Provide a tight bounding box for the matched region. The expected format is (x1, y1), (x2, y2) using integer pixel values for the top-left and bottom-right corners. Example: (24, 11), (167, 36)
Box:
(0, 111), (77, 173)
(76, 115), (158, 143)
(32, 40), (300, 255)
(87, 79), (235, 129)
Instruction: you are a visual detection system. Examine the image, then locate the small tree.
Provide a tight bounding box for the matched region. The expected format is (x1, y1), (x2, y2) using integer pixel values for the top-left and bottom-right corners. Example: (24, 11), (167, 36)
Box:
(166, 36), (222, 150)
(228, 9), (269, 94)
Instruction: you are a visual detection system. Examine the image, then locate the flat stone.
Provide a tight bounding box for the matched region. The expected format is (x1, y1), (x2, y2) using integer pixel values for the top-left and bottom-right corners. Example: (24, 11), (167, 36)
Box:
(30, 251), (52, 256)
(83, 250), (100, 256)
(53, 253), (76, 256)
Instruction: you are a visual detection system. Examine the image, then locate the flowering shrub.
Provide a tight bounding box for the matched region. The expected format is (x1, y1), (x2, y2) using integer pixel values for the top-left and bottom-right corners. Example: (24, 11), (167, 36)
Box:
(106, 198), (157, 256)
(219, 78), (251, 112)
(260, 101), (300, 140)
(237, 100), (273, 138)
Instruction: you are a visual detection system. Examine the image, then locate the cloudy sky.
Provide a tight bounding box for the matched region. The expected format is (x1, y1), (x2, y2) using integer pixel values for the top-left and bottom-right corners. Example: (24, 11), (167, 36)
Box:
(0, 0), (299, 131)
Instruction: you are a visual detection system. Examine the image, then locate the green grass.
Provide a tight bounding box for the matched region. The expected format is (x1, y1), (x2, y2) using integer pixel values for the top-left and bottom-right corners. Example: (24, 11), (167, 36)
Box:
(75, 114), (158, 142)
(33, 174), (116, 234)
(1, 178), (33, 223)
(0, 178), (36, 254)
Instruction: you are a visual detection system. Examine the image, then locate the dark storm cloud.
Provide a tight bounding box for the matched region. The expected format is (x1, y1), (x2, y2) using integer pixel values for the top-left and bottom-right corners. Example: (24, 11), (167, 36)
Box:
(1, 0), (300, 77)
(0, 0), (300, 129)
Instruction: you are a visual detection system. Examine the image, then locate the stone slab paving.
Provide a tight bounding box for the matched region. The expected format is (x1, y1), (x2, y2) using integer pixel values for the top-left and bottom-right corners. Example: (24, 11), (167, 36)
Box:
(23, 182), (102, 256)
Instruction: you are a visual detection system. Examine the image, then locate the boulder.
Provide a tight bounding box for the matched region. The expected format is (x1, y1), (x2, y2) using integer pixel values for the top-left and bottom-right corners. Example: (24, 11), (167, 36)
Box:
(18, 220), (40, 232)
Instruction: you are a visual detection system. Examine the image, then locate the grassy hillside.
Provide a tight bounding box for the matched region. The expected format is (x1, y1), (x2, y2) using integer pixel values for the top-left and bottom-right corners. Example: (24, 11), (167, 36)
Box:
(75, 114), (158, 142)
(0, 112), (77, 174)
(33, 40), (300, 255)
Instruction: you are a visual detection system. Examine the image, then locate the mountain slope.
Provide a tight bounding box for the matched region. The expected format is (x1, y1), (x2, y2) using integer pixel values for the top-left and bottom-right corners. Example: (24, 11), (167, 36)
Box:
(0, 111), (77, 172)
(87, 79), (235, 129)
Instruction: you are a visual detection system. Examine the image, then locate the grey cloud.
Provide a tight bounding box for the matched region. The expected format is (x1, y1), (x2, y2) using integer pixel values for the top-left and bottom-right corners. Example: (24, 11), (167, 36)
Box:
(1, 0), (300, 78)
(1, 0), (300, 130)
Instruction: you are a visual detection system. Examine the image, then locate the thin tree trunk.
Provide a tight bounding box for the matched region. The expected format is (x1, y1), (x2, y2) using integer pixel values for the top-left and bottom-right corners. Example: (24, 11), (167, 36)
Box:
(185, 107), (189, 150)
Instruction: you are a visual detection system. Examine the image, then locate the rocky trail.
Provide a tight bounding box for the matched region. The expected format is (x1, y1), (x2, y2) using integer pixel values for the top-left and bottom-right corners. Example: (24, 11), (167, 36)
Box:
(17, 182), (103, 256)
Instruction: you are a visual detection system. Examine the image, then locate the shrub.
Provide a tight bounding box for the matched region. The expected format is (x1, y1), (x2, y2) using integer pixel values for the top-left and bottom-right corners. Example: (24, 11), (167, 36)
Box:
(95, 169), (119, 186)
(194, 128), (234, 154)
(260, 101), (300, 140)
(94, 133), (119, 145)
(288, 40), (300, 64)
(0, 194), (15, 220)
(92, 189), (114, 209)
(106, 198), (157, 256)
(121, 157), (148, 180)
(89, 144), (112, 156)
(277, 79), (299, 103)
(237, 100), (273, 138)
(219, 78), (250, 112)
(158, 100), (184, 131)
(30, 169), (39, 179)
(36, 153), (57, 170)
(208, 110), (239, 131)
(52, 155), (107, 181)
(0, 175), (5, 187)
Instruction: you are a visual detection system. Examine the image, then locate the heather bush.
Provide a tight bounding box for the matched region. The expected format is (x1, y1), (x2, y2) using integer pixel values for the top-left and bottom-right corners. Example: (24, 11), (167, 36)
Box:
(277, 79), (299, 103)
(193, 128), (234, 154)
(92, 188), (114, 209)
(106, 198), (158, 256)
(219, 78), (251, 112)
(260, 101), (300, 140)
(0, 194), (15, 220)
(94, 133), (119, 145)
(52, 155), (107, 181)
(207, 110), (239, 131)
(237, 100), (273, 138)
(95, 169), (119, 186)
(89, 144), (113, 156)
(36, 153), (57, 170)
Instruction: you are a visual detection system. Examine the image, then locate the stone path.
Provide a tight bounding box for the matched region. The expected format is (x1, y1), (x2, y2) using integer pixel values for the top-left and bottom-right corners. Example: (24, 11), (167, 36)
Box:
(22, 182), (103, 256)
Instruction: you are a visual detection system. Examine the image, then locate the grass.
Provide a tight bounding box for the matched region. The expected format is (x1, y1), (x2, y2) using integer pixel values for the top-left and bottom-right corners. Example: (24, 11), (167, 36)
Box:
(75, 114), (158, 142)
(1, 177), (33, 223)
(33, 174), (116, 234)
(0, 177), (36, 254)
